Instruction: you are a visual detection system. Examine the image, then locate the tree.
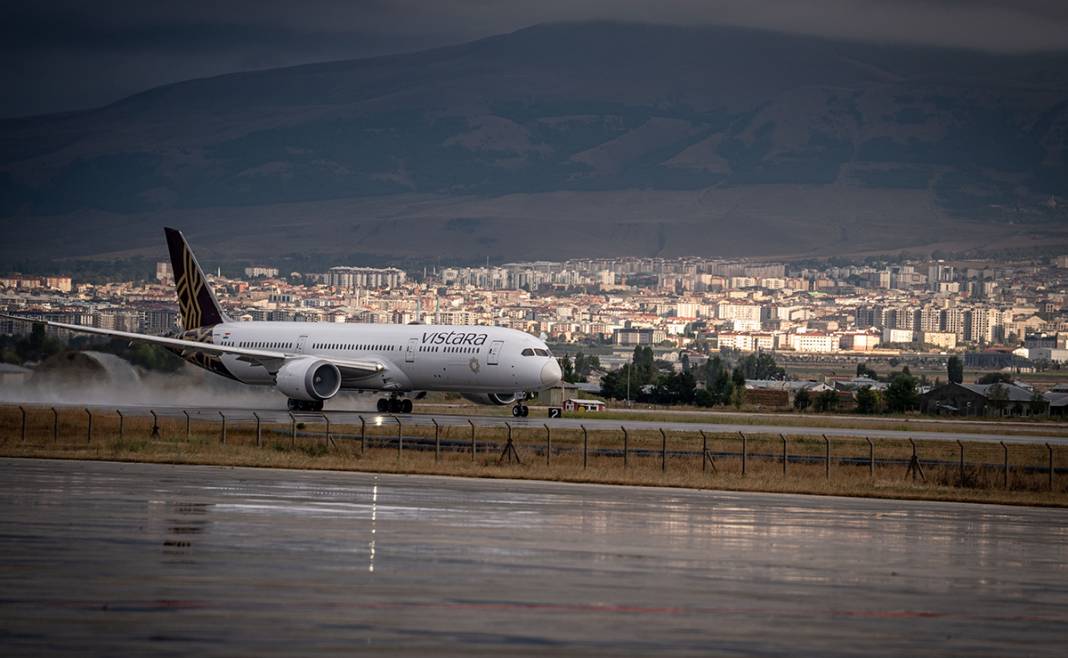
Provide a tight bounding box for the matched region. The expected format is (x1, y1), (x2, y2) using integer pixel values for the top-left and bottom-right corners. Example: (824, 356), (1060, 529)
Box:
(793, 388), (811, 412)
(694, 388), (714, 407)
(977, 372), (1013, 385)
(986, 383), (1009, 416)
(813, 389), (839, 413)
(573, 352), (600, 382)
(707, 364), (733, 406)
(856, 362), (879, 380)
(884, 374), (919, 413)
(1030, 389), (1048, 417)
(741, 352), (786, 380)
(730, 384), (745, 409)
(731, 366), (746, 389)
(631, 345), (656, 386)
(16, 322), (64, 363)
(651, 371), (697, 406)
(946, 356), (964, 384)
(855, 387), (881, 414)
(558, 354), (577, 383)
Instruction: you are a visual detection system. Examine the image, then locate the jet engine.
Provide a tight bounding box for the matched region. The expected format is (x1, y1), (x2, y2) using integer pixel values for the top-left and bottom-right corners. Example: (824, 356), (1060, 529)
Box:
(462, 392), (519, 406)
(275, 358), (342, 402)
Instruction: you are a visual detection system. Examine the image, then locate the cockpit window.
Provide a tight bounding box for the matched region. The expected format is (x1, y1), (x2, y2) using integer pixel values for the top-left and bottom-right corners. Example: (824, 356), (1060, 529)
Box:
(534, 348), (550, 357)
(521, 348), (536, 356)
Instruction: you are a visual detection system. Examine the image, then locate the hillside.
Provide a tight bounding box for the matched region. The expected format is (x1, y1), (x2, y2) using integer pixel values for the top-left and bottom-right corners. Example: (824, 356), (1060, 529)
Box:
(2, 22), (1067, 263)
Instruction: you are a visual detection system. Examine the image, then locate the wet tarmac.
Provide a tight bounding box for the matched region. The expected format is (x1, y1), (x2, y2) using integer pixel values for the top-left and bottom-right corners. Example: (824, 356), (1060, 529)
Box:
(1, 457), (1067, 656)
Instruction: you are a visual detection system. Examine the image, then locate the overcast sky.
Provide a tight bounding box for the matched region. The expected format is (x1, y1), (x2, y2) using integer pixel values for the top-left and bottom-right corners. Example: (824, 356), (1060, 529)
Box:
(3, 0), (1067, 118)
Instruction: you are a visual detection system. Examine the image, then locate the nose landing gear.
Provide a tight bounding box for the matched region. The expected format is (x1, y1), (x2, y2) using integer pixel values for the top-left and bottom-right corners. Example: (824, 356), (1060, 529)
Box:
(511, 403), (529, 417)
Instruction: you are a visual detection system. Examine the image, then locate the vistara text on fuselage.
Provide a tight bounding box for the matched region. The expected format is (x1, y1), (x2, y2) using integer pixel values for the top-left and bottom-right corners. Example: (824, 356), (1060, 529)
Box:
(3, 227), (562, 415)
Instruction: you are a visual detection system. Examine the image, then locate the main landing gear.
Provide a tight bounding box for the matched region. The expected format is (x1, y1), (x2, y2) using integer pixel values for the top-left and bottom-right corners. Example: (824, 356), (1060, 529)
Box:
(288, 399), (324, 412)
(511, 403), (529, 417)
(377, 397), (413, 414)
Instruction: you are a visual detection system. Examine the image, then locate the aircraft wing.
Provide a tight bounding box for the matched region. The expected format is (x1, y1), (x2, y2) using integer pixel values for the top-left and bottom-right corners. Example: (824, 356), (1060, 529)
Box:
(1, 314), (385, 377)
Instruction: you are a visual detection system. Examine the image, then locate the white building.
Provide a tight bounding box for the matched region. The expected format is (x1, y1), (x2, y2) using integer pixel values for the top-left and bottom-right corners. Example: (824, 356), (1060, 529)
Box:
(789, 333), (838, 353)
(882, 328), (915, 344)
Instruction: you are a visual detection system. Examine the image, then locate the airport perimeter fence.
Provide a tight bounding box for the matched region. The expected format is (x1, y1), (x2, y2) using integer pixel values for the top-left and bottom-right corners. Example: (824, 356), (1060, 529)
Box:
(3, 404), (1067, 494)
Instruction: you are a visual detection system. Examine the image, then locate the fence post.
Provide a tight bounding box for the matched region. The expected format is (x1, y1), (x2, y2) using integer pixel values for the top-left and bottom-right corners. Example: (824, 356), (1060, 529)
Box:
(85, 408), (92, 444)
(660, 428), (667, 473)
(323, 414), (335, 450)
(150, 410), (161, 440)
(780, 434), (787, 476)
(117, 410), (124, 439)
(18, 405), (27, 442)
(1047, 443), (1054, 492)
(1000, 441), (1008, 489)
(739, 431), (747, 476)
(905, 438), (925, 482)
(396, 417), (402, 459)
(219, 411), (226, 444)
(956, 440), (964, 488)
(433, 419), (441, 463)
(469, 420), (476, 460)
(358, 415), (365, 453)
(622, 426), (629, 469)
(183, 410), (190, 439)
(544, 424), (551, 466)
(52, 407), (58, 442)
(291, 412), (297, 448)
(703, 431), (710, 473)
(865, 437), (874, 478)
(253, 412), (261, 447)
(581, 425), (588, 470)
(499, 422), (520, 465)
(823, 434), (830, 480)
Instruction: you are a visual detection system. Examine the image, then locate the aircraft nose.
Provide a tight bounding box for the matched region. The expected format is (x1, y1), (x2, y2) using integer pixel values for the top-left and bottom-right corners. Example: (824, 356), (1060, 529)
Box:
(540, 359), (562, 387)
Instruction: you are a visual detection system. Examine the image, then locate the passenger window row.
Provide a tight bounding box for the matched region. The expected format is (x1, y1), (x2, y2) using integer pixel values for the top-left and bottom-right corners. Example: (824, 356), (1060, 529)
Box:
(311, 343), (397, 352)
(419, 346), (480, 354)
(240, 341), (292, 349)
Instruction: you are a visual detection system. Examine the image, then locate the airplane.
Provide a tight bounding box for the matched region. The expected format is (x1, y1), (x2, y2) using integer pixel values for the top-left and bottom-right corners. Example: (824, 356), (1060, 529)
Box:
(2, 227), (562, 415)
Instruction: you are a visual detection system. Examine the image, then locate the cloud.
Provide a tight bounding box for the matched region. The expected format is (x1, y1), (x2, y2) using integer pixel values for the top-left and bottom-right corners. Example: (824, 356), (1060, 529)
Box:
(2, 0), (1066, 118)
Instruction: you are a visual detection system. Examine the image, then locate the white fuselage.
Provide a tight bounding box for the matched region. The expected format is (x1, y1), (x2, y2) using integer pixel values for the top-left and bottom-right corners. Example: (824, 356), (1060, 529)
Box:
(211, 322), (560, 394)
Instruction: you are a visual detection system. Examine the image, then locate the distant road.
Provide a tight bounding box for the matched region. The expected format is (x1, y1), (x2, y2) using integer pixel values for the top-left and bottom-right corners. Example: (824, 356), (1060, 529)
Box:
(17, 402), (1068, 446)
(566, 405), (1068, 430)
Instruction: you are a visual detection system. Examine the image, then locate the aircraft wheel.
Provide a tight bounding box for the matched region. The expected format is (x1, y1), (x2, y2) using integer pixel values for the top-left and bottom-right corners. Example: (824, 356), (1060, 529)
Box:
(520, 405), (529, 417)
(401, 399), (413, 414)
(377, 398), (388, 413)
(511, 405), (522, 417)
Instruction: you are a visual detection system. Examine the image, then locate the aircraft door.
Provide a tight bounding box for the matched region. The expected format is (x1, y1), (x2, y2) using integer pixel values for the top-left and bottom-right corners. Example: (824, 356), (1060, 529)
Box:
(487, 340), (504, 365)
(405, 337), (418, 363)
(295, 335), (308, 354)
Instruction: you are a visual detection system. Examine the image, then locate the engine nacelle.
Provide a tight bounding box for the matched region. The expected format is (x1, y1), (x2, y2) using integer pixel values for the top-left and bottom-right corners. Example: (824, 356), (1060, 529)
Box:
(275, 358), (342, 402)
(462, 392), (519, 406)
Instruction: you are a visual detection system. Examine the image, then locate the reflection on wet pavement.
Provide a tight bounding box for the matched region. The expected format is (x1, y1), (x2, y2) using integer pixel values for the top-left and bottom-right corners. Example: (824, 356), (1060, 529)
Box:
(1, 457), (1066, 656)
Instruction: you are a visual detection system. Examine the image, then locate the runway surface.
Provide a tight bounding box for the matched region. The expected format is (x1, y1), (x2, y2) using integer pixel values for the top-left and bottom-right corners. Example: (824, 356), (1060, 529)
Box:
(17, 402), (1068, 445)
(1, 458), (1066, 656)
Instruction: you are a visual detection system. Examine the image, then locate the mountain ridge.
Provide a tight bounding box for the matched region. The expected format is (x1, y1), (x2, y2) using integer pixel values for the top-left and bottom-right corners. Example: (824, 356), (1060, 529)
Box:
(2, 21), (1067, 263)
